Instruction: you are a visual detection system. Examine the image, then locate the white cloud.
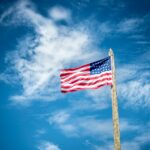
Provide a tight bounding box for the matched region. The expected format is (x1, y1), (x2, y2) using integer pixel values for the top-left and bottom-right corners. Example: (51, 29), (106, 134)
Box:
(48, 108), (150, 149)
(99, 22), (112, 34)
(98, 0), (116, 7)
(49, 6), (71, 21)
(117, 64), (150, 107)
(48, 109), (141, 140)
(38, 141), (61, 150)
(116, 65), (138, 82)
(70, 97), (109, 111)
(87, 86), (111, 102)
(121, 122), (150, 150)
(117, 18), (142, 33)
(1, 0), (149, 108)
(48, 111), (77, 136)
(87, 121), (150, 150)
(0, 73), (10, 83)
(49, 111), (70, 124)
(49, 111), (113, 138)
(95, 18), (143, 38)
(136, 41), (150, 44)
(120, 119), (140, 131)
(1, 0), (99, 104)
(119, 79), (150, 106)
(121, 142), (140, 150)
(94, 143), (113, 150)
(35, 129), (46, 137)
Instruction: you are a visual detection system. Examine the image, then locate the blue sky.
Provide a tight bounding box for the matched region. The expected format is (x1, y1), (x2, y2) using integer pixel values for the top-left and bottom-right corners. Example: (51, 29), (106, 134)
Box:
(0, 0), (150, 150)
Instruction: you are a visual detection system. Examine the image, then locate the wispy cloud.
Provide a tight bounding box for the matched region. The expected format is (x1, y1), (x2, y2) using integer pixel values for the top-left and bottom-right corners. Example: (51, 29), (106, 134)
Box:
(48, 110), (77, 136)
(0, 0), (99, 104)
(94, 143), (113, 150)
(135, 41), (150, 44)
(97, 0), (125, 9)
(48, 110), (113, 138)
(48, 109), (141, 140)
(0, 0), (149, 108)
(0, 73), (10, 83)
(117, 64), (150, 107)
(49, 6), (71, 21)
(121, 122), (150, 150)
(48, 107), (150, 149)
(98, 17), (143, 36)
(119, 79), (150, 107)
(117, 18), (142, 33)
(86, 121), (150, 150)
(35, 128), (46, 137)
(38, 141), (61, 150)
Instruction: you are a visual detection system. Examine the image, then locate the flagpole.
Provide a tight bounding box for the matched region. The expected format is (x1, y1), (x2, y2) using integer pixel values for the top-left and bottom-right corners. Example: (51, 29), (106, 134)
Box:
(109, 48), (121, 150)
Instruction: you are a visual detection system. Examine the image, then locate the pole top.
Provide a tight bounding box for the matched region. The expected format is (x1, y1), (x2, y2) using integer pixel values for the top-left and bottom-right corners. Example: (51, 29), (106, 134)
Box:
(109, 48), (114, 56)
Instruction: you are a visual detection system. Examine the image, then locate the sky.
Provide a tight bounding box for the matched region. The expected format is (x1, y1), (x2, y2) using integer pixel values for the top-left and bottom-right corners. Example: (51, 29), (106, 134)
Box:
(0, 0), (150, 150)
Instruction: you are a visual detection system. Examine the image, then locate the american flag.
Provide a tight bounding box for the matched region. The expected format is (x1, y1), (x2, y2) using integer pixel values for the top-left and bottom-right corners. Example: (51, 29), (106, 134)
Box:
(60, 56), (112, 93)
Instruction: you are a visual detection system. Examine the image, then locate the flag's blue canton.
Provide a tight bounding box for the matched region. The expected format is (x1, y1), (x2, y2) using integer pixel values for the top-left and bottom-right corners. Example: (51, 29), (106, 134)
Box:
(90, 57), (111, 75)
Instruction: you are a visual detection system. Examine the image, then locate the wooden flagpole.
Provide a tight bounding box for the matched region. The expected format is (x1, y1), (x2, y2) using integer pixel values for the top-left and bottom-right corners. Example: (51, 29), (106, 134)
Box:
(109, 48), (121, 150)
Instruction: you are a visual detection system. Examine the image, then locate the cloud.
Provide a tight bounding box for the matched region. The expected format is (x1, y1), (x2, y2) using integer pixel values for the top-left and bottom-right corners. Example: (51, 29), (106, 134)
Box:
(49, 6), (71, 21)
(121, 142), (140, 150)
(98, 0), (115, 7)
(119, 79), (150, 106)
(48, 107), (150, 149)
(49, 111), (70, 124)
(96, 17), (143, 39)
(70, 97), (109, 111)
(121, 122), (150, 150)
(0, 4), (15, 25)
(48, 110), (77, 136)
(38, 141), (61, 150)
(49, 110), (113, 138)
(117, 64), (150, 107)
(117, 18), (142, 33)
(120, 119), (140, 131)
(116, 15), (150, 44)
(87, 121), (150, 150)
(1, 0), (149, 108)
(35, 129), (46, 137)
(94, 143), (113, 150)
(48, 109), (141, 140)
(0, 0), (99, 104)
(135, 41), (150, 44)
(0, 73), (10, 83)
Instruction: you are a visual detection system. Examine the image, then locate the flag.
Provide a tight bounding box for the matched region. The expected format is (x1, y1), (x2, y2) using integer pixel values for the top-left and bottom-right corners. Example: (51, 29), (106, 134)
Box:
(60, 56), (112, 93)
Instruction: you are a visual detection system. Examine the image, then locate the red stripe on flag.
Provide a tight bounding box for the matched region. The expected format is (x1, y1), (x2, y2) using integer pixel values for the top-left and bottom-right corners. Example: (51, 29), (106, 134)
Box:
(61, 83), (112, 93)
(61, 77), (112, 88)
(61, 71), (112, 83)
